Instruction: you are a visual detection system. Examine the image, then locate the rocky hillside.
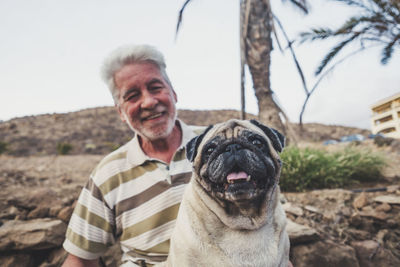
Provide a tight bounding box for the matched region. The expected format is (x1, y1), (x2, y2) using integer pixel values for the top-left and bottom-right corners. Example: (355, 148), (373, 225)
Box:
(1, 107), (399, 267)
(0, 106), (371, 156)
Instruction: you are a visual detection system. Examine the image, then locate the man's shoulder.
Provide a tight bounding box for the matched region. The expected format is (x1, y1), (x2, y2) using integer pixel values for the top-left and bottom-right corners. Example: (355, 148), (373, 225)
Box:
(188, 125), (207, 135)
(92, 139), (133, 177)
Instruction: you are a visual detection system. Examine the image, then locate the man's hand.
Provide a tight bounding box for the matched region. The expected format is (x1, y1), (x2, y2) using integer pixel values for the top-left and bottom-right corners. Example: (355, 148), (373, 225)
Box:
(62, 254), (99, 267)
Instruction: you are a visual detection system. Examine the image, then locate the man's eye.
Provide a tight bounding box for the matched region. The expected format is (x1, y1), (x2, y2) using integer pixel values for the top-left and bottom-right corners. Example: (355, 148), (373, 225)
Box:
(126, 94), (139, 101)
(149, 86), (162, 92)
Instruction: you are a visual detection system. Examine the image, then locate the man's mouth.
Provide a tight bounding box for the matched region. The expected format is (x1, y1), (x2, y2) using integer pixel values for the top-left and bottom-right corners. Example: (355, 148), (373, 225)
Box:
(142, 112), (165, 121)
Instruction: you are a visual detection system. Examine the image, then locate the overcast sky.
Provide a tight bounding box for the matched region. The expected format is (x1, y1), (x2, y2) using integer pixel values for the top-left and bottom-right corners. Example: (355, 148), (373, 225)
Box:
(1, 0), (399, 130)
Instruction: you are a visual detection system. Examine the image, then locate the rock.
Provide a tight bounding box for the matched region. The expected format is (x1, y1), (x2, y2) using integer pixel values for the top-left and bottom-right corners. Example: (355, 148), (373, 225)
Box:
(0, 253), (34, 267)
(283, 202), (304, 216)
(57, 206), (74, 223)
(304, 205), (321, 214)
(0, 206), (19, 220)
(49, 205), (64, 217)
(27, 206), (49, 219)
(341, 206), (353, 217)
(358, 210), (388, 220)
(346, 229), (372, 241)
(351, 240), (400, 267)
(0, 218), (66, 251)
(386, 185), (400, 193)
(353, 192), (368, 210)
(373, 195), (400, 205)
(38, 247), (68, 267)
(286, 219), (319, 244)
(375, 229), (388, 244)
(349, 213), (375, 233)
(291, 240), (360, 267)
(376, 203), (391, 212)
(7, 188), (62, 211)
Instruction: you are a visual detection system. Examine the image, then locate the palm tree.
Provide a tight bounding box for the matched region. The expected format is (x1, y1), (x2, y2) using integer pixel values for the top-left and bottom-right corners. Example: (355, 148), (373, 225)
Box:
(300, 0), (400, 76)
(177, 0), (309, 141)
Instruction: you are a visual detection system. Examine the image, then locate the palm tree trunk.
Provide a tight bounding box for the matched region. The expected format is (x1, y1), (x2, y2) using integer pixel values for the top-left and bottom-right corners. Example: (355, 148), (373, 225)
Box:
(241, 0), (285, 132)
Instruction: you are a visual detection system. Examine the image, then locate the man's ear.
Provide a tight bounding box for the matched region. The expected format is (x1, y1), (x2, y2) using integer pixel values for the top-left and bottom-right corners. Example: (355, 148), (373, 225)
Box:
(186, 125), (213, 162)
(172, 89), (178, 103)
(116, 105), (126, 123)
(249, 119), (285, 153)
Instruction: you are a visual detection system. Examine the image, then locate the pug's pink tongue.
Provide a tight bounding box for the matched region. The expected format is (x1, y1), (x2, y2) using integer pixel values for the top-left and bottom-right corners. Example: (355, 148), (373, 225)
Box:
(227, 171), (248, 181)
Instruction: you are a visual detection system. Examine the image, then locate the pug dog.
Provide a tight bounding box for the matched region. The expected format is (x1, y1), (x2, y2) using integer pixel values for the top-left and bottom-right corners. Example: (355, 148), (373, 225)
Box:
(161, 119), (289, 267)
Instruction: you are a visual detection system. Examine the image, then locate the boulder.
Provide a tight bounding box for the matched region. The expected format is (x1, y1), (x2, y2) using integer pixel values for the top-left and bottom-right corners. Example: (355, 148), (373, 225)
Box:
(57, 206), (74, 223)
(373, 195), (400, 205)
(375, 203), (391, 212)
(353, 192), (368, 210)
(7, 188), (63, 211)
(291, 240), (360, 267)
(358, 209), (388, 221)
(27, 206), (49, 219)
(0, 253), (34, 267)
(0, 218), (66, 251)
(38, 247), (68, 267)
(351, 240), (400, 267)
(286, 219), (319, 244)
(283, 202), (304, 216)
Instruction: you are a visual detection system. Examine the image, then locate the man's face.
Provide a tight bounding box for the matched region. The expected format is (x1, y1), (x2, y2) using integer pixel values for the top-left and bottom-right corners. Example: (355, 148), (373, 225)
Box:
(114, 62), (178, 141)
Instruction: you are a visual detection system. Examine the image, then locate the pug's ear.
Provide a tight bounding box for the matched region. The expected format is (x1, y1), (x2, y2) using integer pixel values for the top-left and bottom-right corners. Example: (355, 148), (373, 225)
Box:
(186, 125), (213, 162)
(249, 119), (285, 153)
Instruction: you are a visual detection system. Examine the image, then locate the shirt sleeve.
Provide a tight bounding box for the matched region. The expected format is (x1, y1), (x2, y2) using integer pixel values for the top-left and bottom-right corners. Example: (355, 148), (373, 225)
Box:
(63, 174), (116, 260)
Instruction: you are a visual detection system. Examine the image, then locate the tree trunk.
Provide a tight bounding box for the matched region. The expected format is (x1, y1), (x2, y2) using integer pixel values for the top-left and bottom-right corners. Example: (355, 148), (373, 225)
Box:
(241, 0), (297, 142)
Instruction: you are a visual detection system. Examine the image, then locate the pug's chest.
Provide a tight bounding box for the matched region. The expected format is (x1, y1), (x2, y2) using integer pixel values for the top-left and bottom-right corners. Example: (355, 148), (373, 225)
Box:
(212, 226), (279, 266)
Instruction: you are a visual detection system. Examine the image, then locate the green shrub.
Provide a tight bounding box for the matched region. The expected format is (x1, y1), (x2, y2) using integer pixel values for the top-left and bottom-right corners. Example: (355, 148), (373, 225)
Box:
(280, 146), (386, 192)
(0, 141), (8, 154)
(57, 142), (73, 155)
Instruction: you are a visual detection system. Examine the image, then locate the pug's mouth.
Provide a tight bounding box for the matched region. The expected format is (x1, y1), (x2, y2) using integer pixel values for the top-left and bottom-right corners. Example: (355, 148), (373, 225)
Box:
(208, 164), (271, 202)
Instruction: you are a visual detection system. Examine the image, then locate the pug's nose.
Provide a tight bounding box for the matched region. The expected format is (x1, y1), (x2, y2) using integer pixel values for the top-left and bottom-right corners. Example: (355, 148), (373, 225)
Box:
(225, 143), (242, 153)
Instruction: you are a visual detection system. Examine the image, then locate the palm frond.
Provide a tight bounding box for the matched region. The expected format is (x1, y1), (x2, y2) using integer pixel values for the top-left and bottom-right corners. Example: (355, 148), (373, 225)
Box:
(329, 0), (370, 11)
(176, 0), (193, 36)
(273, 14), (308, 94)
(381, 35), (400, 63)
(315, 31), (362, 75)
(283, 0), (310, 14)
(299, 28), (335, 43)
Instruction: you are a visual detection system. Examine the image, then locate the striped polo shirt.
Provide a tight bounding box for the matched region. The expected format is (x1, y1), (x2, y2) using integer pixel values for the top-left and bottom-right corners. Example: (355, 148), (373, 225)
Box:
(63, 121), (204, 265)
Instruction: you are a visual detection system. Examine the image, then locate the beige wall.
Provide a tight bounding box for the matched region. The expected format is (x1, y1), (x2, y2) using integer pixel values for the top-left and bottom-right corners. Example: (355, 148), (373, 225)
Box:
(371, 93), (400, 138)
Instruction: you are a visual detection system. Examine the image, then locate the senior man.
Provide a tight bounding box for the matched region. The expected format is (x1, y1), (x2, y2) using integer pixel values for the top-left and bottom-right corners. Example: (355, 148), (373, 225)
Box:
(62, 44), (204, 267)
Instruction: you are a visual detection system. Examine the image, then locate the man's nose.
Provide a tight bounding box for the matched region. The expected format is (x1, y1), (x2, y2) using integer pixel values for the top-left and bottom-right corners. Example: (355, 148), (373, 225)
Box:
(141, 92), (158, 109)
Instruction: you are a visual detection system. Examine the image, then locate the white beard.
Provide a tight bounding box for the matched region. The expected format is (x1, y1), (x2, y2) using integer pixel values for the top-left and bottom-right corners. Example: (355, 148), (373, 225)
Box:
(122, 109), (177, 141)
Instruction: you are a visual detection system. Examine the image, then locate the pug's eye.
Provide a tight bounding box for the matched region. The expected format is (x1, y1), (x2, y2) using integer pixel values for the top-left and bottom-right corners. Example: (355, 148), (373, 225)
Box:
(204, 144), (216, 156)
(206, 147), (215, 155)
(250, 137), (264, 148)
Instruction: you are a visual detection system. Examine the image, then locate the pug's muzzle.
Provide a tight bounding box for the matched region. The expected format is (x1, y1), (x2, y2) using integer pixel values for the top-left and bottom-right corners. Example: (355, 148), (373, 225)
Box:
(187, 119), (284, 204)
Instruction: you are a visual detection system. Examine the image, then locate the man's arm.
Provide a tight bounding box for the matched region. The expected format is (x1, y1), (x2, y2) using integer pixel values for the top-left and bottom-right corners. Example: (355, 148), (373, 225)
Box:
(62, 253), (99, 267)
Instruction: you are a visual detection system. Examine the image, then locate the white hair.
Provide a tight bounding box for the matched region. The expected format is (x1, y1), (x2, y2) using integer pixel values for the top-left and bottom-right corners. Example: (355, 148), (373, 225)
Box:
(100, 44), (173, 104)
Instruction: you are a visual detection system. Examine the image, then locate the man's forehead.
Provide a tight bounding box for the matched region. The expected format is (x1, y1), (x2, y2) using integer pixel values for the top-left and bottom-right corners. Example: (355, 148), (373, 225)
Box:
(116, 62), (160, 78)
(114, 62), (164, 89)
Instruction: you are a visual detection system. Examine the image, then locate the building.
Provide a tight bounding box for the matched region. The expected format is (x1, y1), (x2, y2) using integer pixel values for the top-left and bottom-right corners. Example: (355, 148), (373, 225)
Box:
(371, 92), (400, 138)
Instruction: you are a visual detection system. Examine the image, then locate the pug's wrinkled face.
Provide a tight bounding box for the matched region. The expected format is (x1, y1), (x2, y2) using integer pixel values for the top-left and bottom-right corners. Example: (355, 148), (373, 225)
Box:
(187, 120), (284, 204)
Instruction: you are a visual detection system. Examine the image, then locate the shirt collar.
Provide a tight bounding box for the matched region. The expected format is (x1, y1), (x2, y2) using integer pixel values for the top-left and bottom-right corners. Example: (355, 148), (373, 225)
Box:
(126, 119), (199, 166)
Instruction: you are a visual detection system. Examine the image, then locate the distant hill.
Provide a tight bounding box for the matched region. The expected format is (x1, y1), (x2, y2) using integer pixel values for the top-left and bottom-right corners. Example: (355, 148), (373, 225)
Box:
(0, 106), (371, 156)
